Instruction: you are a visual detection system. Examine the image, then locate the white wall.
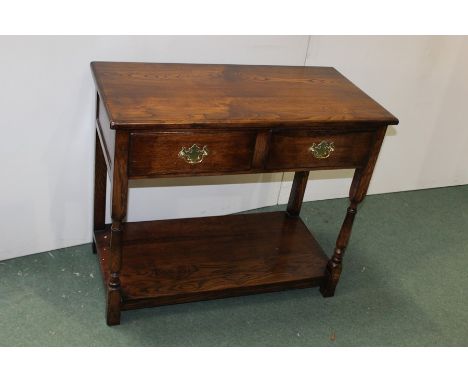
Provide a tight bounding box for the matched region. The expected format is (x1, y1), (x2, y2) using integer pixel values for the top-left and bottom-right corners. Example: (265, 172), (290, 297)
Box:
(279, 36), (468, 203)
(1, 36), (467, 261)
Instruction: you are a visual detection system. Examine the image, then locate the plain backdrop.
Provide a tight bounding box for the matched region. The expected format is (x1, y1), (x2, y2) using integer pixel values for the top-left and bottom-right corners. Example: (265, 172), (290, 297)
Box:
(0, 35), (467, 261)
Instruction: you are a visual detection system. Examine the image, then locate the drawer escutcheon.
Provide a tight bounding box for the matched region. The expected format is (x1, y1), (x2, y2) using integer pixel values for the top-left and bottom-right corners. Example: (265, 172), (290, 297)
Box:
(309, 141), (335, 159)
(178, 144), (209, 164)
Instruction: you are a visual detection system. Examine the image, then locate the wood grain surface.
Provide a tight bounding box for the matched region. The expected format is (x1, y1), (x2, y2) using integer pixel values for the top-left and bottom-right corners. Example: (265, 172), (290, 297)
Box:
(266, 129), (375, 170)
(129, 130), (257, 177)
(91, 61), (398, 324)
(91, 62), (398, 129)
(94, 212), (328, 310)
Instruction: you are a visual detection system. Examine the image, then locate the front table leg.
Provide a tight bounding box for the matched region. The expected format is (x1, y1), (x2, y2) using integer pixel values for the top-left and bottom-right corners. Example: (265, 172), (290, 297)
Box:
(107, 221), (123, 325)
(320, 126), (387, 297)
(106, 131), (129, 326)
(320, 169), (362, 297)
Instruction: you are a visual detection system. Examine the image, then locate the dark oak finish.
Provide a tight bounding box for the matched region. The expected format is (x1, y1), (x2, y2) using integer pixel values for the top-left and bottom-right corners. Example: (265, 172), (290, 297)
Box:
(91, 62), (397, 129)
(94, 212), (328, 310)
(267, 129), (374, 171)
(92, 130), (107, 253)
(93, 130), (107, 230)
(129, 131), (257, 177)
(251, 130), (271, 169)
(91, 62), (398, 325)
(287, 171), (310, 217)
(106, 131), (130, 325)
(320, 126), (388, 297)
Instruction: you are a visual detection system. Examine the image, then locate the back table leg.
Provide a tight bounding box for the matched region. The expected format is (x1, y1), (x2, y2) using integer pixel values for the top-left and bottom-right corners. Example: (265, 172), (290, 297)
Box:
(92, 130), (107, 253)
(320, 126), (387, 297)
(287, 171), (310, 217)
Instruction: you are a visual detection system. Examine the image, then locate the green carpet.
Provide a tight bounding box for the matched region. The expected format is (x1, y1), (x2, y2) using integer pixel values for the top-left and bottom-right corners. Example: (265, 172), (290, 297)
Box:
(1, 185), (467, 346)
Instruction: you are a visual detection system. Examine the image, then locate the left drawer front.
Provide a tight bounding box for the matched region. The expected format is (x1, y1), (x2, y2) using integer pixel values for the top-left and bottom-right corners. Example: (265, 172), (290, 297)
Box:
(129, 131), (257, 177)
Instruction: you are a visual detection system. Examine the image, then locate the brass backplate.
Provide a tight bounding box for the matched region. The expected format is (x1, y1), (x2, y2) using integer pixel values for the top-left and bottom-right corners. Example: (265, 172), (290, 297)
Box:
(309, 141), (335, 159)
(178, 144), (209, 164)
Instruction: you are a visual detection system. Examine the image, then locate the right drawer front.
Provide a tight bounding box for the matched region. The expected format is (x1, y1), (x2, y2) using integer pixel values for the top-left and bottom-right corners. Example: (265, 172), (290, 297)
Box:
(266, 130), (375, 170)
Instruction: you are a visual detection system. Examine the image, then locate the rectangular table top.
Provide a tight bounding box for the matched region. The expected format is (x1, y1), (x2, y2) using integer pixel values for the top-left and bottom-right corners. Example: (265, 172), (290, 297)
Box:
(91, 61), (398, 130)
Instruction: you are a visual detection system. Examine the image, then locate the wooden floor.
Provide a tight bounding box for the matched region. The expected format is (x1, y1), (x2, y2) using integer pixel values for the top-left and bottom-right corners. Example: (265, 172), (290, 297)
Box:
(94, 212), (329, 310)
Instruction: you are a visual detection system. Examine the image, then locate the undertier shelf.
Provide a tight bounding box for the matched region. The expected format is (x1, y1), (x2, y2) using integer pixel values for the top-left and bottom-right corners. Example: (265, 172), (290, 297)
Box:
(94, 211), (329, 310)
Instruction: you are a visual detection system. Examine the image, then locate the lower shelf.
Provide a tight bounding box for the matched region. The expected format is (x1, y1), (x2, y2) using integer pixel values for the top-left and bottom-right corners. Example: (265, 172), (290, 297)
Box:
(94, 211), (329, 310)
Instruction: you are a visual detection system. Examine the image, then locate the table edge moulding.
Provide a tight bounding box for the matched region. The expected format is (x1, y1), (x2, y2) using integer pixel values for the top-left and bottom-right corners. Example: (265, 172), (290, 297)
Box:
(90, 61), (399, 325)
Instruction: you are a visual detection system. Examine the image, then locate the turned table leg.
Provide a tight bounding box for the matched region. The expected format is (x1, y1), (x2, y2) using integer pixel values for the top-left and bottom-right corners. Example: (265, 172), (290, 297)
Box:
(107, 221), (123, 326)
(320, 170), (362, 297)
(106, 131), (129, 326)
(320, 126), (387, 297)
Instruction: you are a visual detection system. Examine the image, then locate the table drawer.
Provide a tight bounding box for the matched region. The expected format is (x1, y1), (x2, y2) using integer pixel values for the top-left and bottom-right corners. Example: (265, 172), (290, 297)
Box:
(129, 131), (257, 177)
(266, 130), (375, 170)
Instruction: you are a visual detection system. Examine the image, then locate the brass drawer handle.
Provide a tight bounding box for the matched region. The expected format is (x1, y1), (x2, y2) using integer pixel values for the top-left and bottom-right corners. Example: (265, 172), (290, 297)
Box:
(178, 144), (209, 164)
(309, 141), (335, 159)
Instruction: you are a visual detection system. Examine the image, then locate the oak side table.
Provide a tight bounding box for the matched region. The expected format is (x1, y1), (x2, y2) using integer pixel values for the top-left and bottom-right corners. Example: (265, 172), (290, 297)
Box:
(91, 62), (398, 326)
